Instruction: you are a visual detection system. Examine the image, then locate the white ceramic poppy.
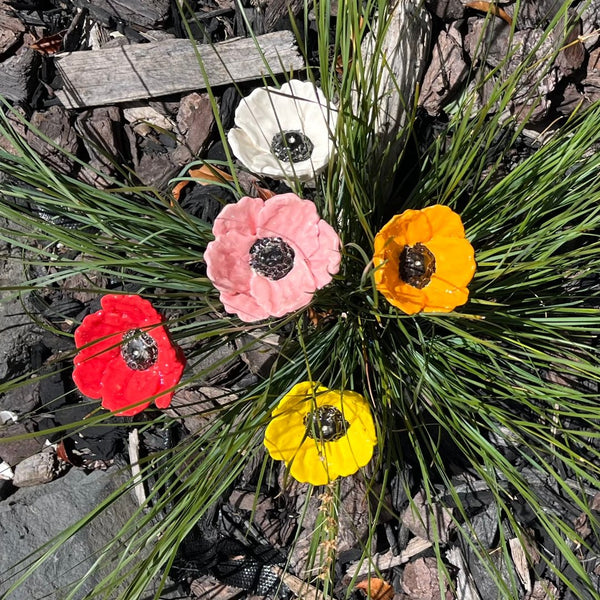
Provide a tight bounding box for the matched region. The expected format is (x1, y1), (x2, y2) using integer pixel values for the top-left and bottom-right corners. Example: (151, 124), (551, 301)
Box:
(227, 80), (337, 183)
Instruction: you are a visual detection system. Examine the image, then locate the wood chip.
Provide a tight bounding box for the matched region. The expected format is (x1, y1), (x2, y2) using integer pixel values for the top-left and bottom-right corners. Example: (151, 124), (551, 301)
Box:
(0, 44), (39, 104)
(189, 574), (242, 599)
(525, 580), (559, 600)
(26, 105), (80, 174)
(123, 105), (175, 137)
(0, 7), (25, 56)
(345, 536), (433, 579)
(509, 537), (532, 594)
(85, 0), (171, 29)
(356, 1), (431, 139)
(445, 546), (482, 600)
(401, 490), (454, 544)
(270, 565), (328, 600)
(0, 460), (14, 480)
(171, 92), (215, 165)
(165, 386), (238, 435)
(54, 31), (304, 108)
(402, 557), (445, 600)
(128, 429), (146, 507)
(419, 26), (467, 115)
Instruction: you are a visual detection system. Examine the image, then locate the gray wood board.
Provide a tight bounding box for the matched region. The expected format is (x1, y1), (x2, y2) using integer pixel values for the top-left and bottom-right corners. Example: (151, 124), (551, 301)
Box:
(54, 31), (304, 109)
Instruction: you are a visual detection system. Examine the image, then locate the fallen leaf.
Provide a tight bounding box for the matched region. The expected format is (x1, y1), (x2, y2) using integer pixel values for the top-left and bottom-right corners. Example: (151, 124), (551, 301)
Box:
(465, 2), (512, 25)
(172, 164), (234, 201)
(29, 30), (66, 54)
(356, 577), (395, 600)
(254, 185), (277, 200)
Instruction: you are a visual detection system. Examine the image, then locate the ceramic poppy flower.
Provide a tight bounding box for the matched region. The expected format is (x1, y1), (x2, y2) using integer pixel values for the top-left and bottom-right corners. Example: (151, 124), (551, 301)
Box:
(373, 204), (476, 314)
(264, 381), (377, 486)
(72, 295), (186, 416)
(204, 193), (341, 322)
(227, 79), (337, 182)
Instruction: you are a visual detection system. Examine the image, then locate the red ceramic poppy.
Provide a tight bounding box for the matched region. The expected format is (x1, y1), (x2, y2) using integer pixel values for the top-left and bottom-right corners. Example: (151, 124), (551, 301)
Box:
(72, 295), (186, 416)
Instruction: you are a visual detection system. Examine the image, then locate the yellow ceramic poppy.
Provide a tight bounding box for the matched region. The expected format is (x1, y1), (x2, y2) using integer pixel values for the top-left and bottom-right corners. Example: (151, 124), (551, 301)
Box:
(373, 204), (476, 314)
(264, 381), (377, 486)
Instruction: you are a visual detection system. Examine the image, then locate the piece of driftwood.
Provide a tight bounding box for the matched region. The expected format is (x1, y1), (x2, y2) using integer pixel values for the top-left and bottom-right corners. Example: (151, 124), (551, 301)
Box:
(353, 0), (431, 199)
(54, 31), (304, 109)
(357, 1), (431, 138)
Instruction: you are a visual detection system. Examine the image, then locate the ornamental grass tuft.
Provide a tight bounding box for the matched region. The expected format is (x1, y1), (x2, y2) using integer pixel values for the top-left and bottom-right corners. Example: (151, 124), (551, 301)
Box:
(0, 0), (599, 599)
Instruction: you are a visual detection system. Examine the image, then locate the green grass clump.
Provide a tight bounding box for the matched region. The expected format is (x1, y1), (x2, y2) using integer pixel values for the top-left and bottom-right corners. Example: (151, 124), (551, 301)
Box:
(1, 0), (599, 598)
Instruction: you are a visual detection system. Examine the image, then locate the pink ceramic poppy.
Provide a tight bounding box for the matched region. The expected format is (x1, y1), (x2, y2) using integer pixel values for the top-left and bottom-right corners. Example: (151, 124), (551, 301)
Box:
(204, 194), (341, 322)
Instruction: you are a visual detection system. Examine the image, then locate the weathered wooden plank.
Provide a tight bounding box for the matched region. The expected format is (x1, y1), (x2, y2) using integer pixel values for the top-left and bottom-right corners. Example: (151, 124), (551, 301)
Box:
(54, 31), (304, 109)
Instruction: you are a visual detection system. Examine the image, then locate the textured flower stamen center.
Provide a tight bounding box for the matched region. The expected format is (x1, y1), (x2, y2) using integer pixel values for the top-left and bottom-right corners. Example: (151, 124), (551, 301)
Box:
(399, 243), (436, 289)
(249, 237), (295, 281)
(121, 329), (159, 370)
(270, 130), (314, 163)
(304, 405), (349, 442)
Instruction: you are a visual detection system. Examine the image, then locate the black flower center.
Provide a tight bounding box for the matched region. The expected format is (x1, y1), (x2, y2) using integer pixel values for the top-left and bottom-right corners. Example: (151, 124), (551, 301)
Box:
(399, 243), (436, 289)
(270, 130), (314, 163)
(249, 237), (295, 281)
(120, 329), (159, 370)
(304, 405), (349, 442)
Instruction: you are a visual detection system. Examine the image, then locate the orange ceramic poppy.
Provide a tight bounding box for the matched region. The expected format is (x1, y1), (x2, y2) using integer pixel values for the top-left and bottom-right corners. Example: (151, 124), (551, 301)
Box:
(373, 205), (476, 314)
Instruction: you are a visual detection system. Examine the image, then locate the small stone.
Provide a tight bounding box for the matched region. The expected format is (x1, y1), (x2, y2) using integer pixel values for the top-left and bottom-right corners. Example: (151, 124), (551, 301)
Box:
(12, 449), (60, 487)
(0, 421), (43, 466)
